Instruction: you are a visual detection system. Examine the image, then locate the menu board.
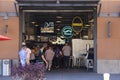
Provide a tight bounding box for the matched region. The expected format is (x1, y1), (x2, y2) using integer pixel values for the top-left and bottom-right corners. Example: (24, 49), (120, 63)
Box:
(41, 22), (54, 33)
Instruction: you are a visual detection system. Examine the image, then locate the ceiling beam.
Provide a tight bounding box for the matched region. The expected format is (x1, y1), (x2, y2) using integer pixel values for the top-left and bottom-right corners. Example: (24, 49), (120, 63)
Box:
(18, 3), (98, 7)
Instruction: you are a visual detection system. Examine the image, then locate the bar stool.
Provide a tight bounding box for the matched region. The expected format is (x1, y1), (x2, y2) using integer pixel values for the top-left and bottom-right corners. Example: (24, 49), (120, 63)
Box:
(87, 59), (93, 71)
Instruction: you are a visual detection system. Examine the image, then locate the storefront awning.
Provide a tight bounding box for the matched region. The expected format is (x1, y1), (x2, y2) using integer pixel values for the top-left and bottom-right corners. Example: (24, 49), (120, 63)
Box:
(0, 35), (12, 41)
(16, 0), (100, 7)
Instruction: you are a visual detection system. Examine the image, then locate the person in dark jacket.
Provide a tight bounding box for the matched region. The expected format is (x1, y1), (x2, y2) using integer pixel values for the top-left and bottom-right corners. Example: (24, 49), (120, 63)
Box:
(37, 44), (48, 69)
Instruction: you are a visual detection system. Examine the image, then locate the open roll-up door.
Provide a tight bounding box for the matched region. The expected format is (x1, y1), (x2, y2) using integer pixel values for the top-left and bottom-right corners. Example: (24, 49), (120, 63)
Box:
(16, 0), (100, 72)
(16, 0), (100, 10)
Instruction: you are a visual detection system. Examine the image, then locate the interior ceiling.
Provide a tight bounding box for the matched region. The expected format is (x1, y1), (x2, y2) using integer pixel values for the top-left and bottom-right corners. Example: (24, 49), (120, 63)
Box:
(25, 11), (93, 28)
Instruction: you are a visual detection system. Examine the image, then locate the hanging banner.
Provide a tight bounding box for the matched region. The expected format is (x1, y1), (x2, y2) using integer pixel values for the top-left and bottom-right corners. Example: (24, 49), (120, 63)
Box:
(72, 16), (83, 34)
(61, 26), (73, 38)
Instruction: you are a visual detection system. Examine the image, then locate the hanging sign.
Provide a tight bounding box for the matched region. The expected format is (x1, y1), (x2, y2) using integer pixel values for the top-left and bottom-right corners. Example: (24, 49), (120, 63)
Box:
(61, 26), (73, 38)
(72, 16), (83, 34)
(41, 22), (54, 33)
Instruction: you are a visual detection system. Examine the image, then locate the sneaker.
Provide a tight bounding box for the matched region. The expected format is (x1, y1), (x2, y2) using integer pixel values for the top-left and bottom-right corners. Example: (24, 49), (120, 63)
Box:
(48, 68), (51, 71)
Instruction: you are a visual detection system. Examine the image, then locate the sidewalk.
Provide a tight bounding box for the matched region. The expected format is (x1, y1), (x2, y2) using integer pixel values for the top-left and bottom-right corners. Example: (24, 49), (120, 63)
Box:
(0, 69), (120, 80)
(0, 76), (12, 80)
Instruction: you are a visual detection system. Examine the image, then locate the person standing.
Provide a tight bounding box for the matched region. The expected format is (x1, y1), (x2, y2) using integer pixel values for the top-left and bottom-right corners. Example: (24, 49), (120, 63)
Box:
(45, 46), (54, 71)
(30, 48), (36, 64)
(34, 46), (40, 63)
(25, 47), (32, 65)
(19, 45), (27, 67)
(37, 44), (48, 69)
(62, 43), (71, 69)
(53, 47), (62, 68)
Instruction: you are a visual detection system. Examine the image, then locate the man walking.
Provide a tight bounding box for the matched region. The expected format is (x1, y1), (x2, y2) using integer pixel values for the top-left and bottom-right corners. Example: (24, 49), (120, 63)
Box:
(62, 43), (71, 69)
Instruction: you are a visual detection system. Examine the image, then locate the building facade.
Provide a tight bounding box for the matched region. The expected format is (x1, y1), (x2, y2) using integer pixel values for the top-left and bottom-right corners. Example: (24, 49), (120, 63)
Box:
(0, 0), (120, 74)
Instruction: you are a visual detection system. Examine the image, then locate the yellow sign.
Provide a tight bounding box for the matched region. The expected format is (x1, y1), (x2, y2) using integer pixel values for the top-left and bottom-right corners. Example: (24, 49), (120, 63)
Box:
(72, 23), (83, 26)
(72, 16), (83, 34)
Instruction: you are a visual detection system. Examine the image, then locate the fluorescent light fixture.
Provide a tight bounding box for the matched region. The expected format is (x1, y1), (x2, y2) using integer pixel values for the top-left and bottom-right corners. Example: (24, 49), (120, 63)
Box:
(56, 0), (60, 4)
(83, 35), (88, 39)
(85, 24), (91, 27)
(57, 28), (60, 31)
(35, 24), (39, 27)
(37, 36), (40, 38)
(56, 21), (61, 23)
(31, 21), (36, 24)
(56, 16), (63, 19)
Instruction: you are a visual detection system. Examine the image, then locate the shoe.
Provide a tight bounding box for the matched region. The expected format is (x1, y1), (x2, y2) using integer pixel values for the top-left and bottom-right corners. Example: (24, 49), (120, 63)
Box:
(48, 68), (51, 71)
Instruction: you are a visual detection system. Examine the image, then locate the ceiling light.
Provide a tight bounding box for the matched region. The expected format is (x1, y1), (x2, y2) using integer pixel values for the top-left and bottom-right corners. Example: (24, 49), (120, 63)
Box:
(35, 24), (39, 27)
(83, 35), (88, 39)
(56, 21), (61, 23)
(85, 24), (91, 27)
(56, 16), (63, 19)
(89, 19), (94, 23)
(31, 21), (36, 24)
(57, 28), (60, 31)
(37, 36), (40, 38)
(56, 0), (60, 4)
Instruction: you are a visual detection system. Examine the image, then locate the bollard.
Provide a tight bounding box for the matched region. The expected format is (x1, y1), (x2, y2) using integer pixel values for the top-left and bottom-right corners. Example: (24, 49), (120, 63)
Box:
(103, 73), (110, 80)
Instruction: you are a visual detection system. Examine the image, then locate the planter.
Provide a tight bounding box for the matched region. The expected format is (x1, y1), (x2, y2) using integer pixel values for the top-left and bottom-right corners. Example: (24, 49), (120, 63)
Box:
(12, 63), (46, 80)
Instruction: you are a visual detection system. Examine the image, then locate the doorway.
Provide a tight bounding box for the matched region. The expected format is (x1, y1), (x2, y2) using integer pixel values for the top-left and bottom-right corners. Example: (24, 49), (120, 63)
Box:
(20, 9), (96, 72)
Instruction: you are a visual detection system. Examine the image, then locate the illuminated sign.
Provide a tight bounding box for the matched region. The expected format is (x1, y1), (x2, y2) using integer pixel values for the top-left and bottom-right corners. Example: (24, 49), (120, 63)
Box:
(41, 22), (54, 33)
(62, 26), (73, 38)
(72, 16), (83, 34)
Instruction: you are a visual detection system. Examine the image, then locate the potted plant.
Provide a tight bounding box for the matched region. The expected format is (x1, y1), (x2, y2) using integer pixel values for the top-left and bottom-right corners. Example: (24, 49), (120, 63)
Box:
(12, 63), (46, 80)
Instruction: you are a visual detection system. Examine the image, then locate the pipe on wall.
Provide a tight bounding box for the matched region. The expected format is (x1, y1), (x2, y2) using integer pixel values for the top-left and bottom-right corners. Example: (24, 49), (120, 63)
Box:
(107, 21), (111, 38)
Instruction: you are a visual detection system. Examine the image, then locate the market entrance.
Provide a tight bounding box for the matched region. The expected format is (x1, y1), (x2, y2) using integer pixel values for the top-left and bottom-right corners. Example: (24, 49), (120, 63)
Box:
(17, 0), (99, 72)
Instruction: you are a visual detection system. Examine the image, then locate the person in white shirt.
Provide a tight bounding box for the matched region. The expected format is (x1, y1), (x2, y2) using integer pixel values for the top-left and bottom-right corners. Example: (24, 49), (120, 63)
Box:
(25, 47), (32, 65)
(19, 46), (27, 67)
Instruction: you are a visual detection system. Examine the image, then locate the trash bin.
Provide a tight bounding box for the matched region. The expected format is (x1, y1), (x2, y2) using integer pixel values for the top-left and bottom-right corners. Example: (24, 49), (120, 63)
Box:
(2, 59), (11, 76)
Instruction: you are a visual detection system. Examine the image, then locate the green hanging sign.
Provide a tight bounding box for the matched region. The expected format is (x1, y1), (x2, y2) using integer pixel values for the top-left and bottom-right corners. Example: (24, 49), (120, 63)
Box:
(61, 26), (73, 38)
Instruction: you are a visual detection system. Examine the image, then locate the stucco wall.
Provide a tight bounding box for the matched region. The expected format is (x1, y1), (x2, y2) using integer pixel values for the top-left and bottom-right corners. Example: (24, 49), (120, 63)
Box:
(97, 0), (120, 73)
(100, 0), (120, 13)
(0, 0), (19, 59)
(97, 18), (120, 59)
(0, 0), (16, 12)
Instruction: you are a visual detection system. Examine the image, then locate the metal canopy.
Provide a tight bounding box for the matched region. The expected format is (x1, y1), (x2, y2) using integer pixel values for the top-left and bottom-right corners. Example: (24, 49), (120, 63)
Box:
(16, 0), (100, 3)
(16, 0), (100, 7)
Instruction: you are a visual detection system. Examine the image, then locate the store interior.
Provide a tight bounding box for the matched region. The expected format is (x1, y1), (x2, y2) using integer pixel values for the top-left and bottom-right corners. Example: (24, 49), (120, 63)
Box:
(22, 11), (94, 71)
